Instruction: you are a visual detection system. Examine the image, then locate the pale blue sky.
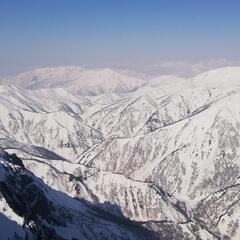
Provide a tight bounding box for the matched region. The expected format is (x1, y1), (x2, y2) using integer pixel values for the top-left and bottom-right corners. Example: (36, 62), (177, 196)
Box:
(1, 0), (240, 76)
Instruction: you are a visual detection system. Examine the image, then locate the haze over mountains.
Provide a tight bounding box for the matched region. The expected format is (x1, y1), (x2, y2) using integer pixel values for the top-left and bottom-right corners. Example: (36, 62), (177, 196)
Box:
(1, 66), (145, 96)
(0, 66), (240, 239)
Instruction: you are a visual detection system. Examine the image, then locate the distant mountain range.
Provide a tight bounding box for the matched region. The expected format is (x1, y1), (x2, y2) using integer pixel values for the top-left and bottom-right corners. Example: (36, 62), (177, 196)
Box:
(1, 66), (145, 96)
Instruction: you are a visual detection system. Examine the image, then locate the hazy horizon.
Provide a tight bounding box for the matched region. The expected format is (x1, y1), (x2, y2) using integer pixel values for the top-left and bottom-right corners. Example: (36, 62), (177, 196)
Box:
(2, 59), (240, 79)
(1, 0), (240, 77)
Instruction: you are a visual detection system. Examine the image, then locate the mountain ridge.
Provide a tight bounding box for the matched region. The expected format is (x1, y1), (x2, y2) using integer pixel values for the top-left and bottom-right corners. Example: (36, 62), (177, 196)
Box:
(0, 66), (240, 239)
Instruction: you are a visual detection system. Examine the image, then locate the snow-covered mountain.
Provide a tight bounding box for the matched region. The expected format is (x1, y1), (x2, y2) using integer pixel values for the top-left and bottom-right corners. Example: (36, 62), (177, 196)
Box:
(0, 149), (162, 240)
(192, 66), (240, 88)
(0, 66), (240, 239)
(1, 66), (145, 96)
(0, 148), (215, 240)
(0, 85), (103, 160)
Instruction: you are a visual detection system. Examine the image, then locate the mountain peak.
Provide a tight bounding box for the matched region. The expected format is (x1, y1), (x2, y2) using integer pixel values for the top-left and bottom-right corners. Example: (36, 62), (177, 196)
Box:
(193, 66), (240, 88)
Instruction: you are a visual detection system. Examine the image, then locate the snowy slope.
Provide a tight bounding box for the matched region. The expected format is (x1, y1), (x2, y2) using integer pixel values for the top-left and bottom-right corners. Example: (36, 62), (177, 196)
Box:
(79, 87), (240, 239)
(0, 148), (213, 240)
(84, 85), (223, 138)
(0, 149), (149, 240)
